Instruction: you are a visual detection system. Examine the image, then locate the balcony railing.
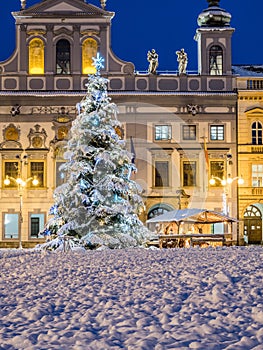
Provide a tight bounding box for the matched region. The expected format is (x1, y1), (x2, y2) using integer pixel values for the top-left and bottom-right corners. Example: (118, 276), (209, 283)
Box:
(239, 187), (263, 196)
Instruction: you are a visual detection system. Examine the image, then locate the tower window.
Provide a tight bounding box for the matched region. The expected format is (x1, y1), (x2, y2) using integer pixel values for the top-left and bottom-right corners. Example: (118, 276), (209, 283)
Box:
(82, 38), (98, 75)
(209, 45), (223, 75)
(56, 39), (71, 75)
(29, 38), (44, 75)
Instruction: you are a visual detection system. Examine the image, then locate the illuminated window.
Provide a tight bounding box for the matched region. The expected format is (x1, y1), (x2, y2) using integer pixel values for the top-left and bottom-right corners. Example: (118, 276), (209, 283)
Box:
(252, 121), (262, 145)
(3, 161), (18, 188)
(29, 38), (44, 74)
(56, 39), (71, 74)
(252, 164), (263, 187)
(210, 161), (225, 186)
(210, 125), (224, 141)
(82, 38), (98, 75)
(29, 161), (44, 187)
(209, 45), (223, 75)
(155, 125), (171, 141)
(183, 161), (196, 186)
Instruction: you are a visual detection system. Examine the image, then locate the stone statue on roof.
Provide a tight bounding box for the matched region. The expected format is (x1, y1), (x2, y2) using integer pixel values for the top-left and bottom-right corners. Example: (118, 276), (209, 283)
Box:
(20, 0), (26, 10)
(176, 48), (188, 75)
(100, 0), (107, 9)
(147, 49), (158, 74)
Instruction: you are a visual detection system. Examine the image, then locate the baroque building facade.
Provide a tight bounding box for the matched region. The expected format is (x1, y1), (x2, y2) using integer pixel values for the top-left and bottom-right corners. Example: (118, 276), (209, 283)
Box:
(0, 0), (261, 247)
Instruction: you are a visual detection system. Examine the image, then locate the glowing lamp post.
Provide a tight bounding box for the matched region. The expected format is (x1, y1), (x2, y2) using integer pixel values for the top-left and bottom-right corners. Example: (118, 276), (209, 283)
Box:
(4, 175), (38, 249)
(209, 176), (244, 215)
(209, 175), (244, 244)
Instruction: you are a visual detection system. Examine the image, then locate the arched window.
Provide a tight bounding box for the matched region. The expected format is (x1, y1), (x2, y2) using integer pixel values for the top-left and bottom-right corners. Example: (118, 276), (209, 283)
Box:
(29, 38), (44, 74)
(244, 205), (261, 217)
(82, 38), (98, 74)
(56, 39), (71, 75)
(252, 121), (262, 145)
(209, 45), (223, 75)
(147, 204), (173, 219)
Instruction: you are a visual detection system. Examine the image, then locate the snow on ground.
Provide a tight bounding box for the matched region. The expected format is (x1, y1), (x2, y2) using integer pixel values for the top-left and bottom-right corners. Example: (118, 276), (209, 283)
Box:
(0, 246), (263, 350)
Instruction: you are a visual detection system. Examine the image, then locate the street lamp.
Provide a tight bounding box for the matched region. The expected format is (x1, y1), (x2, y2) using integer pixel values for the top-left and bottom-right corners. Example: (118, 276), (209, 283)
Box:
(209, 175), (244, 244)
(209, 175), (244, 187)
(4, 160), (38, 248)
(209, 175), (244, 214)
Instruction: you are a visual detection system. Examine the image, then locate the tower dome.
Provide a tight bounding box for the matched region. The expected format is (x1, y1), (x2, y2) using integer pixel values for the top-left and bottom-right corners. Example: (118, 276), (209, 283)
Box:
(197, 0), (231, 27)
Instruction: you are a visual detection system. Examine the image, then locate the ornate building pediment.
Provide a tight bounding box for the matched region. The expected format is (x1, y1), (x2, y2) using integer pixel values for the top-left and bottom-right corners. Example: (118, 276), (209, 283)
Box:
(13, 0), (113, 17)
(27, 124), (48, 149)
(245, 107), (263, 116)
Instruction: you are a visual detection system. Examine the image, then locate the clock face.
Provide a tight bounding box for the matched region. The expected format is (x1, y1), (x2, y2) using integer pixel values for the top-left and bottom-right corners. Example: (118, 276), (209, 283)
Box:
(32, 136), (43, 148)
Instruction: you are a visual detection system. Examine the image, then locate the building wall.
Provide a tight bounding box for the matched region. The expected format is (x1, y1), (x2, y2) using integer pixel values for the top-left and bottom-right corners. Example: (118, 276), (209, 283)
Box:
(0, 0), (246, 246)
(237, 81), (263, 244)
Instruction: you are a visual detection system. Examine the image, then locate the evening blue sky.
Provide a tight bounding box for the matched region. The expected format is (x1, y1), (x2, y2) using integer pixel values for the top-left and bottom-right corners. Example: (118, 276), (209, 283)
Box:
(0, 0), (262, 72)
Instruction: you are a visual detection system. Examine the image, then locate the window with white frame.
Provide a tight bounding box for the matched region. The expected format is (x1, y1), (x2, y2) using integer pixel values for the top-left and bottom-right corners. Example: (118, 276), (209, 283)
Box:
(155, 125), (171, 141)
(182, 125), (196, 140)
(210, 125), (224, 141)
(183, 161), (197, 187)
(251, 121), (262, 145)
(154, 161), (169, 187)
(252, 164), (263, 187)
(29, 213), (45, 238)
(3, 213), (19, 239)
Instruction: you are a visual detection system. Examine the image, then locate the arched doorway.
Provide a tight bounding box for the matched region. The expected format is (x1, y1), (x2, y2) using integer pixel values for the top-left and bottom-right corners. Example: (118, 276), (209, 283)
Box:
(147, 203), (174, 232)
(243, 204), (263, 244)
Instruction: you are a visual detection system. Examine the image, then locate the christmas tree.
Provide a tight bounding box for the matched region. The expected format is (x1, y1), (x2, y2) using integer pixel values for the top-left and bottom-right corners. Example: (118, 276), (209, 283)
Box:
(42, 54), (149, 250)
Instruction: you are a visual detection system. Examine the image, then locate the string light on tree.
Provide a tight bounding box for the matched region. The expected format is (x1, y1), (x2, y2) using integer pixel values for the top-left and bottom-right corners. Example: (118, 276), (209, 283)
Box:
(40, 54), (150, 250)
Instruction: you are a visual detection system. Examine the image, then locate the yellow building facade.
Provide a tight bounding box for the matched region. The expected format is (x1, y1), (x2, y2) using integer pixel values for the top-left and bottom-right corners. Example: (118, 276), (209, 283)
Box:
(236, 73), (263, 244)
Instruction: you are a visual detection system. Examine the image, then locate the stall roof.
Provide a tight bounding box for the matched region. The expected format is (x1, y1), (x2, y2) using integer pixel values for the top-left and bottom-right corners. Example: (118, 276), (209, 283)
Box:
(146, 208), (237, 224)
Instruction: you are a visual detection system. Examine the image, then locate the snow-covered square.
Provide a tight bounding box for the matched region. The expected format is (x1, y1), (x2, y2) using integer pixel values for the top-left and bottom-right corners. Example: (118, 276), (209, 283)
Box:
(0, 246), (262, 349)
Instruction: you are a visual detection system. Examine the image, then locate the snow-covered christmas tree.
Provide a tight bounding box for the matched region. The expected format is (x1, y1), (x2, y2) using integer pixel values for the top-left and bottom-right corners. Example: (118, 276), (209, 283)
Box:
(42, 54), (149, 250)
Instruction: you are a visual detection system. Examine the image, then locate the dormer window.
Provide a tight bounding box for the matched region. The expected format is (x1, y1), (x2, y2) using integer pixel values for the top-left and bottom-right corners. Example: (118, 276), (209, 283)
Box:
(29, 38), (44, 75)
(82, 38), (98, 75)
(56, 39), (71, 75)
(209, 45), (223, 75)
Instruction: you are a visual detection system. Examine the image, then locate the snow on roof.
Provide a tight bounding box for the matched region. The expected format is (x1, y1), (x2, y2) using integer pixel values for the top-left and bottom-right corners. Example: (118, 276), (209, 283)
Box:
(232, 65), (263, 77)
